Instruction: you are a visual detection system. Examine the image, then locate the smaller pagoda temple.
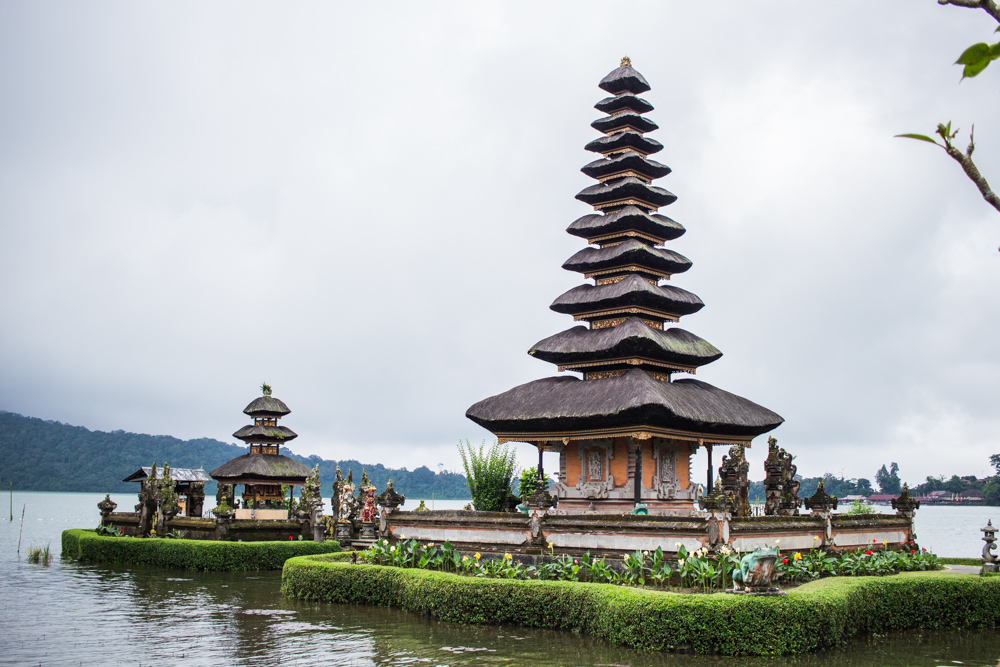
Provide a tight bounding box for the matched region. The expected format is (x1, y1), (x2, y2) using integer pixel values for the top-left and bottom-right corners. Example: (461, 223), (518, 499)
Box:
(210, 383), (312, 520)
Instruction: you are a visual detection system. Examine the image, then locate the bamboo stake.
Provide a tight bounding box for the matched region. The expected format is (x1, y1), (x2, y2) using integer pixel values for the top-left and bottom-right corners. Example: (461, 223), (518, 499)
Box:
(9, 482), (11, 521)
(17, 504), (25, 558)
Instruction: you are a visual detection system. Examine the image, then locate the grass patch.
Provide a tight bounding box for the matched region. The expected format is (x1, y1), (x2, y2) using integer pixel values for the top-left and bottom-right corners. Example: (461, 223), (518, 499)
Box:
(26, 545), (51, 565)
(282, 557), (1000, 656)
(62, 529), (341, 571)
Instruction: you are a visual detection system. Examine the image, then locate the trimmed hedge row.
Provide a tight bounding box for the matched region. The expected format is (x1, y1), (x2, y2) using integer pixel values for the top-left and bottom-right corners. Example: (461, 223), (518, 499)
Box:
(939, 557), (985, 567)
(281, 556), (1000, 656)
(62, 529), (340, 571)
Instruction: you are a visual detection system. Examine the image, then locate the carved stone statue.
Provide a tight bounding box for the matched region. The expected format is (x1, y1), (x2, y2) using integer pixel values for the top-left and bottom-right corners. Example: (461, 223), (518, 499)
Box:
(804, 480), (838, 513)
(779, 447), (801, 515)
(763, 438), (783, 516)
(331, 466), (345, 521)
(731, 546), (783, 595)
(718, 444), (750, 518)
(188, 482), (206, 518)
(337, 482), (357, 523)
(982, 520), (998, 574)
(360, 485), (377, 524)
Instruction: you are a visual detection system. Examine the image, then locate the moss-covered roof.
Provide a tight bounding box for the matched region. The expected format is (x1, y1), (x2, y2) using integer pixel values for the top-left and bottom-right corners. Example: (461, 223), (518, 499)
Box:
(209, 453), (312, 483)
(232, 424), (298, 443)
(467, 369), (783, 438)
(243, 395), (291, 417)
(529, 319), (721, 369)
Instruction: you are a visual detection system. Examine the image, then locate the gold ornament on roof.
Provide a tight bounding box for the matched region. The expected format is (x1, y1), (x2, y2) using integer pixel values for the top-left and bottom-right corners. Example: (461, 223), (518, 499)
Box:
(620, 56), (632, 68)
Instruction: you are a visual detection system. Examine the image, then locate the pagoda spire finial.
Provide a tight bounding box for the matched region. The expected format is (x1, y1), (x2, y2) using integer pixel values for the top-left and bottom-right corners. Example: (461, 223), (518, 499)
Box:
(261, 382), (272, 397)
(620, 56), (632, 68)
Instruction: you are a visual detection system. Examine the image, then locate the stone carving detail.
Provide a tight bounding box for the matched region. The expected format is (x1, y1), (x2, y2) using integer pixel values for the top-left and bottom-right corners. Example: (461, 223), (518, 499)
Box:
(575, 440), (614, 499)
(588, 449), (603, 481)
(763, 438), (800, 516)
(337, 482), (357, 523)
(98, 494), (117, 522)
(331, 466), (345, 522)
(653, 441), (679, 499)
(731, 546), (784, 596)
(718, 444), (750, 517)
(982, 520), (998, 574)
(804, 480), (839, 513)
(376, 479), (406, 512)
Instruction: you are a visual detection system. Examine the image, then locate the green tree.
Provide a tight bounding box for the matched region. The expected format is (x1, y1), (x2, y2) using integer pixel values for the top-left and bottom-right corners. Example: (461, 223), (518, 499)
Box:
(875, 463), (902, 495)
(897, 2), (1000, 216)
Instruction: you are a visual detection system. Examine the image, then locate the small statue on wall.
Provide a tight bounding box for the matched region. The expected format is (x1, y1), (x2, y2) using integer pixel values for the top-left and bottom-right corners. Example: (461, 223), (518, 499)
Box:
(376, 479), (405, 513)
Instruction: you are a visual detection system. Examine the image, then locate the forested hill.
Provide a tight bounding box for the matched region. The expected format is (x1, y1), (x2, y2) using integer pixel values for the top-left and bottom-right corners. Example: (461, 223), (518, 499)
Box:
(0, 411), (470, 500)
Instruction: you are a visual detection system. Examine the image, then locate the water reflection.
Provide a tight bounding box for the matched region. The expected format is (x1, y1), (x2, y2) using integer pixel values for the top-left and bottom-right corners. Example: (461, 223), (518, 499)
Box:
(1, 491), (999, 666)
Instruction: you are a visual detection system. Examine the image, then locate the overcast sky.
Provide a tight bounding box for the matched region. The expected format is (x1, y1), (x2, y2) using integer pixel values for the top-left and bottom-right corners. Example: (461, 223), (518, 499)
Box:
(1, 2), (997, 487)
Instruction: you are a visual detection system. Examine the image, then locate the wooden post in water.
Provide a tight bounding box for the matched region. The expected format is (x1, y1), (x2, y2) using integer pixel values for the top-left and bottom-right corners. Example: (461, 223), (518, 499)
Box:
(16, 504), (25, 558)
(9, 482), (11, 521)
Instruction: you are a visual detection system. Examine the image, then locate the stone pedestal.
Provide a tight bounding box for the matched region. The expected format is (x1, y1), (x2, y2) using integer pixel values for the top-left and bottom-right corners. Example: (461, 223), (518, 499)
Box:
(312, 509), (325, 543)
(335, 521), (353, 543)
(359, 521), (377, 542)
(97, 494), (117, 525)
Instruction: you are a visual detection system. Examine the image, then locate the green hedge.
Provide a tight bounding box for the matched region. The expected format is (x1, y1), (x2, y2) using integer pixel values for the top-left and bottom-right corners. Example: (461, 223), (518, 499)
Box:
(939, 557), (984, 567)
(281, 557), (1000, 656)
(62, 529), (340, 571)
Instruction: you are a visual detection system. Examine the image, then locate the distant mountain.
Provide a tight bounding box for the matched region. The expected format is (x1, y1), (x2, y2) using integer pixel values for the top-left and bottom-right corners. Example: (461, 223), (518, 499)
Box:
(0, 411), (470, 500)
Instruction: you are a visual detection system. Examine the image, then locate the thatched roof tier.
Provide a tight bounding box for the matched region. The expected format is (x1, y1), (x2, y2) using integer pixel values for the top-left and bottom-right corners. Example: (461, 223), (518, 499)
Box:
(592, 110), (658, 135)
(567, 206), (685, 244)
(599, 65), (651, 95)
(581, 152), (671, 181)
(595, 93), (653, 115)
(466, 370), (784, 438)
(123, 467), (212, 483)
(243, 395), (291, 417)
(529, 319), (721, 369)
(209, 453), (312, 484)
(585, 130), (662, 157)
(576, 177), (677, 210)
(563, 238), (691, 276)
(233, 424), (299, 443)
(550, 275), (704, 319)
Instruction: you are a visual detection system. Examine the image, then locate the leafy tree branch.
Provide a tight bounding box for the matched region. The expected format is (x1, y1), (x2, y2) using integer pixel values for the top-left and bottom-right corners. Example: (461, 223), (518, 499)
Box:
(937, 0), (1000, 24)
(897, 123), (1000, 212)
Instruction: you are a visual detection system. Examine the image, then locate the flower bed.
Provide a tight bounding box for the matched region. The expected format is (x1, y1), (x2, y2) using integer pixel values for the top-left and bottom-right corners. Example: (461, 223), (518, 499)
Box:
(62, 529), (341, 571)
(350, 538), (939, 591)
(281, 555), (1000, 656)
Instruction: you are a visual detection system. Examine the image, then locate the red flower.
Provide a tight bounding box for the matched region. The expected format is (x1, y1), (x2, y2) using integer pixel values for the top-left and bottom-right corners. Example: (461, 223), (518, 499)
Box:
(911, 550), (916, 554)
(872, 539), (878, 543)
(288, 536), (293, 541)
(782, 558), (788, 564)
(922, 548), (927, 551)
(865, 550), (873, 555)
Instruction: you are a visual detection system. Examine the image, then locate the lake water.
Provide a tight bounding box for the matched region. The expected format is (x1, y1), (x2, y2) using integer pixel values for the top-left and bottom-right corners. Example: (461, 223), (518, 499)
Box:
(1, 491), (997, 666)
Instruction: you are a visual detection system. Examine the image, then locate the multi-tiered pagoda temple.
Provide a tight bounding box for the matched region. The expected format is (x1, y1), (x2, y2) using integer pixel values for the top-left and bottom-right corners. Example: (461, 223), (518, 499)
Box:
(210, 384), (312, 517)
(467, 59), (784, 516)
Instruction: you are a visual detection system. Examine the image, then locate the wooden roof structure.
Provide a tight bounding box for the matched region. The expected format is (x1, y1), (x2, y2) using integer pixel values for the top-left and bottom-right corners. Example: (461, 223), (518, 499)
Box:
(467, 61), (783, 444)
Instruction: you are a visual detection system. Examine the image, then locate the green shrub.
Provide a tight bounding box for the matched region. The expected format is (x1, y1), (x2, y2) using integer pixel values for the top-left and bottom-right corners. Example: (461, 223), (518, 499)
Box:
(939, 557), (985, 566)
(281, 559), (1000, 656)
(61, 529), (340, 571)
(457, 439), (517, 512)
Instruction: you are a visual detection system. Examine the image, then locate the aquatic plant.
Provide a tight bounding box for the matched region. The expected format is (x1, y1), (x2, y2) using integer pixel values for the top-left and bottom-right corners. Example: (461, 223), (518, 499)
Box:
(26, 544), (51, 565)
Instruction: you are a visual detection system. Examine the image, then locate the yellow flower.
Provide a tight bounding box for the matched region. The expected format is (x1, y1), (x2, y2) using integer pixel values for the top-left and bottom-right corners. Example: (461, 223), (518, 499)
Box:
(882, 540), (887, 546)
(462, 555), (469, 562)
(474, 552), (481, 560)
(504, 553), (512, 560)
(678, 558), (686, 567)
(794, 552), (802, 561)
(675, 542), (682, 548)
